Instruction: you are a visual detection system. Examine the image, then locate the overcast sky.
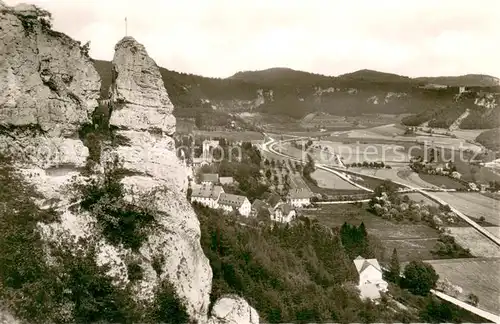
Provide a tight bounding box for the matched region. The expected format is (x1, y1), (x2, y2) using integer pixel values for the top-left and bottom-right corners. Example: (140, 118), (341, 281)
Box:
(5, 0), (500, 78)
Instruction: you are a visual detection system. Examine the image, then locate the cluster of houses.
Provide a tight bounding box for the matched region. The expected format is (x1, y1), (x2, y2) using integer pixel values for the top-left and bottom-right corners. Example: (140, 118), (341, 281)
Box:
(190, 173), (313, 223)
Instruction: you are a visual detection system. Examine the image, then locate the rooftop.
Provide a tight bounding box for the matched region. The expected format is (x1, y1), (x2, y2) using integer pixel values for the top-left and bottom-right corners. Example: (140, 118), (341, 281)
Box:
(288, 188), (313, 199)
(219, 193), (248, 208)
(191, 185), (224, 199)
(266, 192), (282, 207)
(354, 256), (382, 274)
(252, 199), (270, 211)
(275, 202), (294, 215)
(201, 173), (219, 183)
(219, 176), (234, 184)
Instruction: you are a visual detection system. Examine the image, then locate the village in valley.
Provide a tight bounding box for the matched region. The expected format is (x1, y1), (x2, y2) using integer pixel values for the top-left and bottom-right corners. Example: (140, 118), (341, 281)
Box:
(177, 98), (500, 322)
(186, 138), (312, 223)
(2, 1), (500, 323)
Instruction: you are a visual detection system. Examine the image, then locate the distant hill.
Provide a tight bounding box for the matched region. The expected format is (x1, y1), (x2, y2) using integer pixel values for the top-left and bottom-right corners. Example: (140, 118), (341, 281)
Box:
(229, 67), (332, 86)
(338, 69), (413, 84)
(414, 74), (500, 87)
(93, 60), (500, 130)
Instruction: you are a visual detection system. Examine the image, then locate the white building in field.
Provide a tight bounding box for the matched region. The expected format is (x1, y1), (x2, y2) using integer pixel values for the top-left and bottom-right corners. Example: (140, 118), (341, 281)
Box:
(354, 256), (388, 300)
(218, 193), (251, 217)
(287, 188), (313, 208)
(191, 185), (224, 209)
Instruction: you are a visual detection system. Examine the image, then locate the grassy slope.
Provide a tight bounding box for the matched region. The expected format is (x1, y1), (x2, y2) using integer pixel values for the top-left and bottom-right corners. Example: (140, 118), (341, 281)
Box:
(476, 128), (500, 151)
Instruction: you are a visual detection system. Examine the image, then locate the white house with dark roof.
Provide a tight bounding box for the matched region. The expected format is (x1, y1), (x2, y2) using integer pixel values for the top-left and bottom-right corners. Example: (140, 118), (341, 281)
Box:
(353, 256), (388, 300)
(287, 188), (313, 208)
(201, 173), (219, 185)
(191, 185), (224, 209)
(218, 193), (251, 217)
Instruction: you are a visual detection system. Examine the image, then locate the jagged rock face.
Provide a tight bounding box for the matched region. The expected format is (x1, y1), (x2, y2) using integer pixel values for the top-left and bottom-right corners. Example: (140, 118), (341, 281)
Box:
(208, 295), (259, 324)
(0, 5), (257, 320)
(109, 37), (175, 134)
(0, 4), (100, 137)
(106, 37), (212, 322)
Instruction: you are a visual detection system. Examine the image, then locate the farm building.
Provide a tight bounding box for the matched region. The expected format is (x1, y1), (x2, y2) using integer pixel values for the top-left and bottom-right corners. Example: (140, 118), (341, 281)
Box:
(218, 193), (251, 217)
(191, 185), (224, 209)
(201, 173), (219, 185)
(287, 188), (313, 208)
(354, 256), (388, 300)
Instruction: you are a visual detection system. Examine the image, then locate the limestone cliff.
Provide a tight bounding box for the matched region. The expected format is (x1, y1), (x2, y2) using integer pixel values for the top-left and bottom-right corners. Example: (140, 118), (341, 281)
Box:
(104, 36), (212, 321)
(104, 36), (258, 323)
(0, 2), (258, 321)
(0, 2), (97, 176)
(109, 37), (175, 134)
(0, 3), (100, 137)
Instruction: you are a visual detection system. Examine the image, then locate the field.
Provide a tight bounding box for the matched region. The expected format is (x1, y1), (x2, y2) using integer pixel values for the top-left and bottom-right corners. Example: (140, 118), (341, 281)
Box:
(193, 130), (264, 141)
(311, 168), (360, 190)
(335, 124), (484, 153)
(349, 166), (436, 189)
(341, 171), (388, 190)
(445, 227), (500, 258)
(300, 113), (353, 129)
(425, 258), (500, 316)
(433, 192), (500, 226)
(418, 173), (467, 190)
(450, 129), (487, 142)
(342, 123), (407, 140)
(396, 169), (437, 188)
(454, 159), (500, 184)
(303, 204), (442, 262)
(289, 173), (309, 189)
(403, 192), (440, 207)
(313, 140), (410, 165)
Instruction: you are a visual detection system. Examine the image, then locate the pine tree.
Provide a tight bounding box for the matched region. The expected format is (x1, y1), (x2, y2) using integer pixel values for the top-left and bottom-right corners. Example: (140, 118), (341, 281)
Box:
(359, 222), (367, 238)
(388, 248), (400, 283)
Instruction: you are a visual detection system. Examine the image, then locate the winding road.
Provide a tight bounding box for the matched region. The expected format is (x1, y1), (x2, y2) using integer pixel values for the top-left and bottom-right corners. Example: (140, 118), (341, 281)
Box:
(261, 134), (500, 321)
(261, 134), (500, 247)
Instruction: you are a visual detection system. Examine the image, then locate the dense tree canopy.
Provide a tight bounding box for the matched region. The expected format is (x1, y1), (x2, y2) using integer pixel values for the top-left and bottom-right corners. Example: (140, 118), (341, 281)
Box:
(402, 261), (439, 296)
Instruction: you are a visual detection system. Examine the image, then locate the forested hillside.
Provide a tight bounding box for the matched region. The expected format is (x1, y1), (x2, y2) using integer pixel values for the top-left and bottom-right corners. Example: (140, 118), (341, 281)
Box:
(195, 204), (486, 323)
(93, 60), (500, 128)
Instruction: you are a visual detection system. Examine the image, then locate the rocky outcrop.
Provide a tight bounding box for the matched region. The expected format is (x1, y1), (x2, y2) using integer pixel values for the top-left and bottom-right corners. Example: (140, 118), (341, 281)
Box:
(0, 1), (95, 209)
(109, 37), (175, 135)
(211, 89), (273, 112)
(105, 37), (256, 323)
(0, 3), (100, 137)
(208, 295), (259, 324)
(0, 2), (257, 322)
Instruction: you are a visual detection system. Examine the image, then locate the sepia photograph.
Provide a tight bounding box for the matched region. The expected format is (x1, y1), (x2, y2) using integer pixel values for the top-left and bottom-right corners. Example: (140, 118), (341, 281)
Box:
(0, 0), (499, 323)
